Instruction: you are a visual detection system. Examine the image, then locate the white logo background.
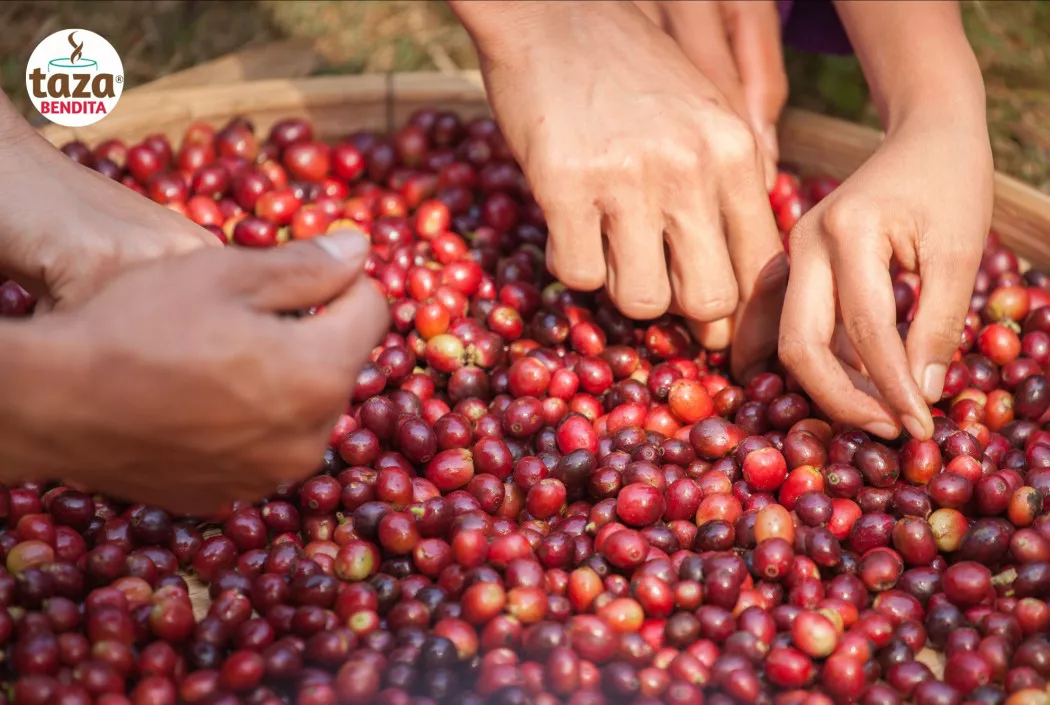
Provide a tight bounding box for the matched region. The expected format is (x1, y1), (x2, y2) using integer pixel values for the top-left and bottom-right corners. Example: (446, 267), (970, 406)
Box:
(26, 28), (124, 128)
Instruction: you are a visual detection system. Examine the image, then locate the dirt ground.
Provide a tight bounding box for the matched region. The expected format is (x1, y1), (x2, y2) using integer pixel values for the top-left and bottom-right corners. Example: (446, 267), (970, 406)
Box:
(3, 1), (1048, 193)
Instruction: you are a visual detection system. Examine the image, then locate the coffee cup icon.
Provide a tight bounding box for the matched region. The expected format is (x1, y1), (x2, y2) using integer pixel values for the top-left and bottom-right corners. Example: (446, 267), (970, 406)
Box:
(47, 32), (97, 72)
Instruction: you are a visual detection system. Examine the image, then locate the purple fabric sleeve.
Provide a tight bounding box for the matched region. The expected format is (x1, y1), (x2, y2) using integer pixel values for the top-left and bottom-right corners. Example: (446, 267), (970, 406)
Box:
(777, 0), (853, 55)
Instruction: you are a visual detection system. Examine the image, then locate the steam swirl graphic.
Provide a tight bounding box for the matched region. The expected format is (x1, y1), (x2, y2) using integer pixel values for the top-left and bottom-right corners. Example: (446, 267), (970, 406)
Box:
(68, 31), (83, 64)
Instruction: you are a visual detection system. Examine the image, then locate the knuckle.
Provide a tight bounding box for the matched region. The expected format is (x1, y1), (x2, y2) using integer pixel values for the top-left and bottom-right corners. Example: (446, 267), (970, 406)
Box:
(529, 154), (587, 194)
(657, 143), (701, 180)
(924, 315), (966, 353)
(683, 285), (739, 321)
(819, 197), (882, 246)
(788, 210), (820, 250)
(705, 119), (758, 171)
(552, 262), (605, 292)
(922, 241), (981, 287)
(749, 251), (790, 298)
(777, 332), (811, 374)
(875, 374), (913, 406)
(613, 154), (646, 184)
(845, 311), (882, 349)
(614, 285), (672, 320)
(951, 243), (983, 274)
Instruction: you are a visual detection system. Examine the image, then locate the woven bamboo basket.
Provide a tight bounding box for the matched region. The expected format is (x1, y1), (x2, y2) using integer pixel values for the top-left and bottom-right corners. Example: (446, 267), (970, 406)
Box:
(36, 69), (1050, 683)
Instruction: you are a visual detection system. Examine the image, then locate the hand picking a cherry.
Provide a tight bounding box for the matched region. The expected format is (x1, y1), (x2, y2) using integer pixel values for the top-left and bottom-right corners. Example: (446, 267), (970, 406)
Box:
(0, 102), (1043, 703)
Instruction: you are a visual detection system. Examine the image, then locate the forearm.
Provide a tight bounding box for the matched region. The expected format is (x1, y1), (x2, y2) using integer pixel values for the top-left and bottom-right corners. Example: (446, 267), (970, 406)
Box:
(448, 1), (629, 58)
(449, 1), (553, 55)
(833, 1), (984, 131)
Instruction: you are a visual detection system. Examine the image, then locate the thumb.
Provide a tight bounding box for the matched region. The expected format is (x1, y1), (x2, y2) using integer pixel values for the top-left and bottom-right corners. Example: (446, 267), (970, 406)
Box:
(227, 230), (371, 312)
(721, 0), (788, 189)
(661, 1), (749, 121)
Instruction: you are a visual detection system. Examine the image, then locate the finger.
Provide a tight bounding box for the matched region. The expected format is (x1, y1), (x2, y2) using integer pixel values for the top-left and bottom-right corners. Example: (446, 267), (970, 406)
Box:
(839, 357), (884, 400)
(730, 247), (788, 381)
(670, 300), (733, 349)
(688, 318), (734, 353)
(604, 201), (672, 320)
(34, 295), (55, 315)
(544, 203), (606, 292)
(664, 197), (739, 325)
(716, 131), (788, 381)
(831, 322), (864, 371)
(721, 0), (788, 187)
(662, 2), (750, 120)
(632, 0), (664, 27)
(228, 230), (371, 312)
(779, 225), (901, 438)
(172, 217), (225, 251)
(194, 228), (225, 249)
(830, 232), (934, 440)
(906, 243), (979, 403)
(297, 274), (392, 382)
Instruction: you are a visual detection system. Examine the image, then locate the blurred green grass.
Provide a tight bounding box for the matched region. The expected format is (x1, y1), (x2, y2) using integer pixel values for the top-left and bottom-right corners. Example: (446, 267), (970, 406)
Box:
(3, 1), (1048, 192)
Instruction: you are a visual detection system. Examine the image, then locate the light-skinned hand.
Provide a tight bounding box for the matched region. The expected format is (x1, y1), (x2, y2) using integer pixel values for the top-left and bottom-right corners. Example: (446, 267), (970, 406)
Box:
(779, 113), (993, 440)
(454, 0), (787, 380)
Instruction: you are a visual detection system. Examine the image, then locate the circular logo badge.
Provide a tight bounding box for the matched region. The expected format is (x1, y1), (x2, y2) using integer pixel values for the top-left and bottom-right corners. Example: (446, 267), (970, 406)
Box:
(26, 29), (124, 128)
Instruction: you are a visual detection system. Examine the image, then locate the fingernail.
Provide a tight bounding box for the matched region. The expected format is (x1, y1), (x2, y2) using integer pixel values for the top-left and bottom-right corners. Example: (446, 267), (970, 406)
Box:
(922, 363), (947, 403)
(316, 231), (369, 262)
(901, 413), (931, 441)
(868, 420), (900, 440)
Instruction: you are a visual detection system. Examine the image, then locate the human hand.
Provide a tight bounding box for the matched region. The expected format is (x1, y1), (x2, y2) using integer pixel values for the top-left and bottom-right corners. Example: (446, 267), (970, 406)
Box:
(0, 127), (218, 311)
(634, 0), (788, 189)
(779, 115), (993, 440)
(15, 233), (388, 514)
(455, 0), (787, 379)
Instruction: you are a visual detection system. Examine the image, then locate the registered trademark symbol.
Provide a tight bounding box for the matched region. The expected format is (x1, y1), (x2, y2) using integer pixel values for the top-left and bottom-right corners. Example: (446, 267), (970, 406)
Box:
(116, 75), (123, 83)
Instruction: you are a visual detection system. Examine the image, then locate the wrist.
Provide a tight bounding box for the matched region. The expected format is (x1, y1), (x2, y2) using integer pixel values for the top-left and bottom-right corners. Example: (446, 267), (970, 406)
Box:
(448, 1), (551, 57)
(0, 92), (40, 154)
(880, 59), (986, 137)
(449, 1), (622, 61)
(0, 318), (83, 482)
(0, 118), (75, 284)
(832, 2), (985, 135)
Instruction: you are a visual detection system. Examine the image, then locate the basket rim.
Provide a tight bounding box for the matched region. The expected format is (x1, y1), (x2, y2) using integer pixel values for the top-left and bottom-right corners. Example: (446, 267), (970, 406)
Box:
(35, 69), (1050, 267)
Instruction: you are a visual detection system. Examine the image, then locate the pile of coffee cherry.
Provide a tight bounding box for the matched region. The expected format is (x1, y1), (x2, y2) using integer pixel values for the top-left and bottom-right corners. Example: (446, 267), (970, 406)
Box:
(0, 108), (1048, 705)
